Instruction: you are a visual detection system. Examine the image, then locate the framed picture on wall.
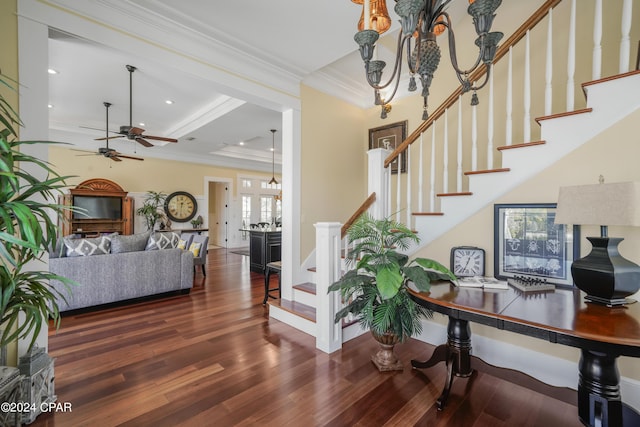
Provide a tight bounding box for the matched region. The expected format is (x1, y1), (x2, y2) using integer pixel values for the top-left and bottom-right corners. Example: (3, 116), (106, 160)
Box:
(368, 120), (407, 174)
(493, 203), (580, 287)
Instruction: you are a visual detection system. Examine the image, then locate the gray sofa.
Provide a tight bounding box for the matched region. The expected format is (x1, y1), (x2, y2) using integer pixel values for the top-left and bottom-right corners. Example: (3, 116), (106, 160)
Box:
(49, 232), (194, 312)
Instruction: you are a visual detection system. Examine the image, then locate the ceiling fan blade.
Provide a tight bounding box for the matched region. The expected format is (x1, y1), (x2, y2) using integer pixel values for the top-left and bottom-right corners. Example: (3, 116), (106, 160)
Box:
(95, 135), (125, 141)
(135, 137), (154, 147)
(140, 135), (178, 143)
(114, 153), (144, 161)
(109, 155), (123, 162)
(129, 126), (145, 135)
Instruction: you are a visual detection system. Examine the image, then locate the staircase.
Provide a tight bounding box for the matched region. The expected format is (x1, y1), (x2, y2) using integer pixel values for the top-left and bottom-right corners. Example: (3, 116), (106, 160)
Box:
(269, 0), (640, 352)
(269, 70), (640, 352)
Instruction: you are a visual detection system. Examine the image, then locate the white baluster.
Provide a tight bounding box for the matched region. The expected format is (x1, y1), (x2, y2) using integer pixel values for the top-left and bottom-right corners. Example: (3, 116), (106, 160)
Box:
(472, 96), (477, 171)
(396, 152), (401, 222)
(545, 8), (553, 116)
(524, 30), (531, 143)
(566, 0), (576, 111)
(430, 122), (436, 212)
(592, 0), (602, 80)
(483, 69), (492, 171)
(418, 133), (424, 212)
(506, 47), (513, 146)
(443, 109), (449, 194)
(456, 97), (462, 192)
(619, 0), (632, 73)
(406, 144), (411, 226)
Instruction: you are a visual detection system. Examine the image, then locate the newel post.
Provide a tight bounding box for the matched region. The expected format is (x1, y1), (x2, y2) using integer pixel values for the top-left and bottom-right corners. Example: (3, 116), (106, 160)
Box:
(367, 148), (391, 220)
(314, 222), (343, 353)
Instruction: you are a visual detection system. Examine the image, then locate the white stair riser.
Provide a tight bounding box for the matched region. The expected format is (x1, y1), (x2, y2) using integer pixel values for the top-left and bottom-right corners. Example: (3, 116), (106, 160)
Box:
(268, 305), (316, 336)
(293, 288), (316, 307)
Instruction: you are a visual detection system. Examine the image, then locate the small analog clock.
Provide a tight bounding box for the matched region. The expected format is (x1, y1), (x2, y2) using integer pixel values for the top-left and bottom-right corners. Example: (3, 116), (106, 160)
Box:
(164, 191), (197, 223)
(450, 246), (485, 277)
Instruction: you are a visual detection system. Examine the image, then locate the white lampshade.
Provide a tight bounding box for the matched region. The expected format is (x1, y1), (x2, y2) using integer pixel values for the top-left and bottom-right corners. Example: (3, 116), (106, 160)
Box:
(554, 182), (640, 226)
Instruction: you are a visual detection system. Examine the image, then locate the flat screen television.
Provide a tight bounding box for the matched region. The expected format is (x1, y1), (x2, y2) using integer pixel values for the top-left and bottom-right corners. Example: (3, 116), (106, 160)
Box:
(72, 195), (122, 220)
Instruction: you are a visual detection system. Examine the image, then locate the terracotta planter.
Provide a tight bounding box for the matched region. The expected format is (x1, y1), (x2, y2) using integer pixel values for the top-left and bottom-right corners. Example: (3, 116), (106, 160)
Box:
(370, 331), (403, 371)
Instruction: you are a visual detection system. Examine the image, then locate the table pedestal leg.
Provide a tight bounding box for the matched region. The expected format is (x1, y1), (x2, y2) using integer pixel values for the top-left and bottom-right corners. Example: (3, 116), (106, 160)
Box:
(411, 317), (473, 410)
(578, 350), (622, 427)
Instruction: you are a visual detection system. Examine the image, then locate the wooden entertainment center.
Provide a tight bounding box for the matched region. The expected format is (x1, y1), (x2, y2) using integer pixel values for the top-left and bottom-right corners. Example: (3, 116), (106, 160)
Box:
(60, 178), (134, 237)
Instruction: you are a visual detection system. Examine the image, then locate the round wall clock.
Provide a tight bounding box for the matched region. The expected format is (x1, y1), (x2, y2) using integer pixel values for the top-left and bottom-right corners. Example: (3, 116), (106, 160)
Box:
(164, 191), (198, 223)
(450, 246), (485, 277)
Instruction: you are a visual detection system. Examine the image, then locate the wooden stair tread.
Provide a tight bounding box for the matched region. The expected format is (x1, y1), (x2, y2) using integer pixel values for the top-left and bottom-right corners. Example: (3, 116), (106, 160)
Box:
(465, 168), (510, 176)
(437, 191), (472, 197)
(293, 282), (316, 295)
(307, 267), (316, 272)
(535, 108), (592, 125)
(581, 69), (640, 96)
(270, 299), (316, 323)
(497, 140), (546, 151)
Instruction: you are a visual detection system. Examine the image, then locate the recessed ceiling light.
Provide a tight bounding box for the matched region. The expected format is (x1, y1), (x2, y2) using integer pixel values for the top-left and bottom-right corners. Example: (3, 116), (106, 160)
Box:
(239, 141), (245, 146)
(165, 100), (173, 105)
(139, 122), (145, 126)
(47, 68), (58, 75)
(270, 147), (274, 152)
(47, 104), (53, 109)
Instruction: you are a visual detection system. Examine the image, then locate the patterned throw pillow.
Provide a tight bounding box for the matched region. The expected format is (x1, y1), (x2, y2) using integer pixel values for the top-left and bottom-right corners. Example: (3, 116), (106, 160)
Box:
(177, 239), (188, 250)
(188, 242), (202, 257)
(145, 232), (180, 250)
(63, 235), (113, 257)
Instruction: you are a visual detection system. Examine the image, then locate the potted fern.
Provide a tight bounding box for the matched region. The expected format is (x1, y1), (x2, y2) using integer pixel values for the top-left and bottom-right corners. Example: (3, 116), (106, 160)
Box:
(0, 71), (74, 353)
(328, 212), (457, 371)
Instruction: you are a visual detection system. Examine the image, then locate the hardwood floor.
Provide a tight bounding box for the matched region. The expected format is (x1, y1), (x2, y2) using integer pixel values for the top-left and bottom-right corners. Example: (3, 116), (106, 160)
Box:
(32, 248), (582, 426)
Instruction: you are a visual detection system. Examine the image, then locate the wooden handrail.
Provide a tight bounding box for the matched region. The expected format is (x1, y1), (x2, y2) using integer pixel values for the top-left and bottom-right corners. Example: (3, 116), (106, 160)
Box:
(384, 0), (563, 168)
(341, 192), (376, 238)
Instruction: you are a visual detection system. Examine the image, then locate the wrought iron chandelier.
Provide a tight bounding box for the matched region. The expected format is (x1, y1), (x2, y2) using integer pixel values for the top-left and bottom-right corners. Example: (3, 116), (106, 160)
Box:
(353, 0), (503, 119)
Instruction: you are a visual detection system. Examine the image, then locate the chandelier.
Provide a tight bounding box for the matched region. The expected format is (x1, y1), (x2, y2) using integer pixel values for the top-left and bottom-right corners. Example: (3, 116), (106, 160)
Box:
(353, 0), (503, 119)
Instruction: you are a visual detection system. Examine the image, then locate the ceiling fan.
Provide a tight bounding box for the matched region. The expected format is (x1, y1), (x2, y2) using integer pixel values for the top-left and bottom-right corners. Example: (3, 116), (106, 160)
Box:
(87, 102), (144, 162)
(95, 65), (178, 147)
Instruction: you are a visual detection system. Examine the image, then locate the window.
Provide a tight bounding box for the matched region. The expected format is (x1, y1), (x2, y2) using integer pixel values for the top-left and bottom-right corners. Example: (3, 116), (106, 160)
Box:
(261, 180), (281, 190)
(260, 196), (273, 223)
(242, 179), (252, 188)
(241, 195), (252, 228)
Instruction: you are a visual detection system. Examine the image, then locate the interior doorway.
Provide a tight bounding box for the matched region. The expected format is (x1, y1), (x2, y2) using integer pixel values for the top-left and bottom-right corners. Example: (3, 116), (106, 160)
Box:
(205, 177), (232, 249)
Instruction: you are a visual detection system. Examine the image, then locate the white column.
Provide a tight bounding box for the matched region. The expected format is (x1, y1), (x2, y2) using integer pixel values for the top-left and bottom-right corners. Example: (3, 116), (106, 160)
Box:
(619, 0), (632, 73)
(367, 148), (391, 220)
(314, 222), (343, 353)
(17, 14), (50, 358)
(566, 0), (576, 111)
(592, 0), (602, 80)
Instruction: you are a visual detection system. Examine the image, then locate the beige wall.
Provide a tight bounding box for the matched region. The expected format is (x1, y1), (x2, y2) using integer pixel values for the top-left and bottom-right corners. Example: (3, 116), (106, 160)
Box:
(300, 84), (367, 258)
(49, 146), (273, 198)
(413, 109), (640, 381)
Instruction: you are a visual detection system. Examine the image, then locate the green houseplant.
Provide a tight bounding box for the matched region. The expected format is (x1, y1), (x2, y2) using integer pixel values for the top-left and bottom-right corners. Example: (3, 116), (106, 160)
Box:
(328, 212), (457, 370)
(0, 71), (74, 351)
(136, 191), (167, 231)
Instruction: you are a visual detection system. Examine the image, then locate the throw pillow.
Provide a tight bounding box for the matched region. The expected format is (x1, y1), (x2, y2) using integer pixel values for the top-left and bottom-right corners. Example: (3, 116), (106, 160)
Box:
(177, 239), (188, 250)
(63, 235), (113, 257)
(189, 242), (202, 257)
(111, 231), (152, 254)
(145, 232), (180, 250)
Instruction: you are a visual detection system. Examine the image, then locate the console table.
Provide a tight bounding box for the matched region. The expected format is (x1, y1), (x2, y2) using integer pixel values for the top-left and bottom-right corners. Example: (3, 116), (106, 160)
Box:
(408, 283), (640, 427)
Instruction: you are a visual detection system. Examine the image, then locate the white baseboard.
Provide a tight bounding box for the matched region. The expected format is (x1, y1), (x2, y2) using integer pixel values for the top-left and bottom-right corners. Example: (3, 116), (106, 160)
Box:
(414, 319), (640, 412)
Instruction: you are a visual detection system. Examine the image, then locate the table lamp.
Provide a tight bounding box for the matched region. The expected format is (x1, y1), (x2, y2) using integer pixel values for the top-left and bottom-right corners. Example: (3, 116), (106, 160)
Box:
(555, 180), (640, 306)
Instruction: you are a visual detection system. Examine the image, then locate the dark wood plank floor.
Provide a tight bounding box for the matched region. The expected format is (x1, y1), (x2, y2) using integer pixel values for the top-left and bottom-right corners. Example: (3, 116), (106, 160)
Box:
(32, 248), (582, 426)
